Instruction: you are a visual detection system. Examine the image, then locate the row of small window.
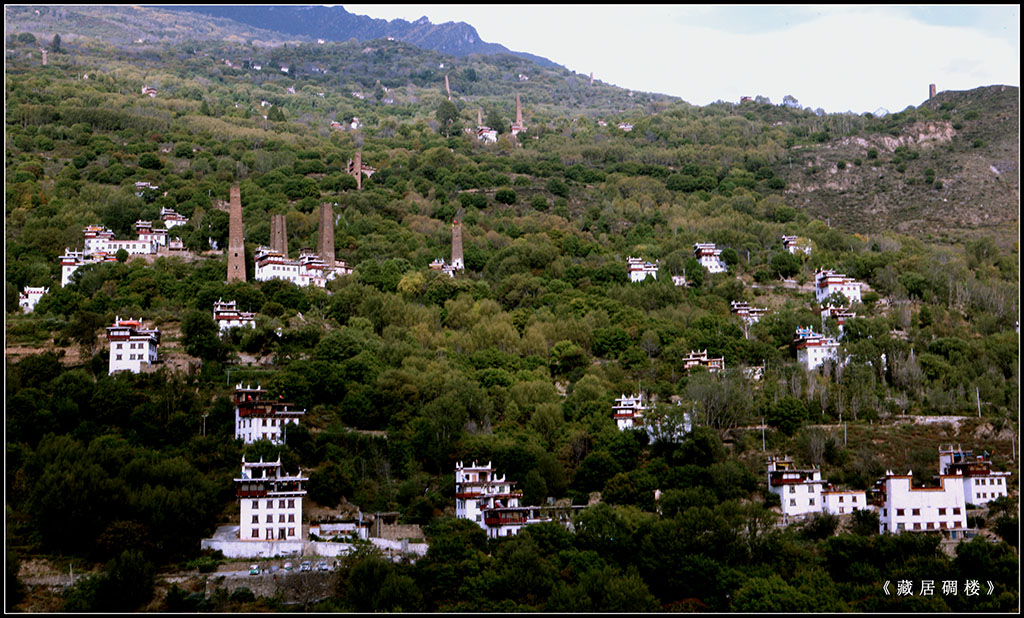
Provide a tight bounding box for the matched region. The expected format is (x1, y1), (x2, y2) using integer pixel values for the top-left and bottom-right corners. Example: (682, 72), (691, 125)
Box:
(886, 507), (961, 517)
(250, 528), (297, 539)
(114, 354), (148, 360)
(250, 499), (296, 509)
(252, 514), (295, 523)
(973, 492), (1002, 500)
(894, 521), (961, 531)
(972, 478), (1003, 486)
(114, 342), (149, 350)
(240, 418), (292, 428)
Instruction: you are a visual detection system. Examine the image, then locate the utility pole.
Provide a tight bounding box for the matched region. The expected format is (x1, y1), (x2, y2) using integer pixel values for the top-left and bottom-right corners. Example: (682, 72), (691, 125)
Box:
(202, 413), (208, 437)
(761, 417), (765, 451)
(976, 387), (981, 418)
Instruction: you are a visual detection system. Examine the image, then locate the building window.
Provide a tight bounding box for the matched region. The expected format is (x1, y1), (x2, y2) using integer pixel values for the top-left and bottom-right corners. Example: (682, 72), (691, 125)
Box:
(940, 521), (947, 529)
(809, 499), (815, 506)
(279, 514), (285, 523)
(927, 522), (935, 530)
(252, 515), (259, 523)
(913, 523), (921, 530)
(288, 528), (295, 537)
(840, 507), (845, 514)
(896, 508), (905, 516)
(839, 496), (844, 503)
(912, 508), (920, 516)
(252, 528), (259, 538)
(279, 500), (286, 508)
(953, 508), (961, 515)
(288, 499), (295, 508)
(252, 500), (259, 509)
(938, 508), (946, 515)
(883, 508), (887, 517)
(267, 500), (274, 509)
(288, 514), (295, 523)
(789, 486), (796, 494)
(115, 355), (122, 360)
(789, 499), (796, 506)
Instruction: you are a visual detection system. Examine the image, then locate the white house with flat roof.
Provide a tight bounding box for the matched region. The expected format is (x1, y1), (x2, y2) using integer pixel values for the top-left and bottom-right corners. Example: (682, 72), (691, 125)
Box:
(878, 470), (967, 536)
(18, 286), (47, 313)
(233, 383), (304, 445)
(767, 456), (827, 517)
(938, 445), (1011, 506)
(235, 455), (307, 542)
(106, 316), (160, 374)
(693, 243), (727, 273)
(815, 269), (862, 305)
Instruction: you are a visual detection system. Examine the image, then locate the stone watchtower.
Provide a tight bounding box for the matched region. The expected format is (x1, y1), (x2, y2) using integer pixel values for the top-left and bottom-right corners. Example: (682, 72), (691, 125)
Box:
(319, 203), (334, 265)
(270, 214), (288, 256)
(929, 84), (937, 99)
(352, 151), (363, 191)
(451, 217), (464, 270)
(227, 186), (246, 282)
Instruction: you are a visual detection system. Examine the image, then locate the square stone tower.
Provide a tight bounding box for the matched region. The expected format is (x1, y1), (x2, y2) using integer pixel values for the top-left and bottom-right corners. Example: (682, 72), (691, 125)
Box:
(318, 203), (334, 265)
(270, 214), (288, 256)
(227, 186), (246, 282)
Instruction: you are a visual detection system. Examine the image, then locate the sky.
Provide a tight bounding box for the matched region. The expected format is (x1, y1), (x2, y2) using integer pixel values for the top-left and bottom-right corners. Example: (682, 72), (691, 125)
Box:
(341, 4), (1020, 114)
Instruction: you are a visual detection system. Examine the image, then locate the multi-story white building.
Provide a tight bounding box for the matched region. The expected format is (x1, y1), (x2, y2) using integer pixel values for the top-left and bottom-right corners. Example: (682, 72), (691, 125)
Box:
(794, 326), (840, 371)
(821, 489), (868, 516)
(233, 383), (305, 445)
(135, 220), (168, 247)
(782, 235), (811, 256)
(235, 455), (307, 542)
(938, 445), (1011, 506)
(626, 256), (659, 282)
(18, 286), (47, 313)
(693, 243), (727, 273)
(671, 275), (688, 287)
(253, 247), (341, 288)
(83, 224), (155, 256)
(106, 316), (160, 374)
(456, 461), (535, 539)
(815, 269), (862, 305)
(767, 456), (827, 517)
(214, 299), (256, 332)
(613, 393), (649, 431)
(681, 349), (724, 373)
(877, 470), (967, 536)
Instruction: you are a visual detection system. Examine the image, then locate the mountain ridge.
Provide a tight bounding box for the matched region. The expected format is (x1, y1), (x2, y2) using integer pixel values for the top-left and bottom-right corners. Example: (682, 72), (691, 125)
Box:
(156, 5), (561, 68)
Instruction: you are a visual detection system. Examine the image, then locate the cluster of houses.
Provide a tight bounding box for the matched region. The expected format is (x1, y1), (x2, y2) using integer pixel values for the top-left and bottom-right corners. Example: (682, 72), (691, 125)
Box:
(253, 246), (350, 288)
(768, 445), (1010, 539)
(59, 214), (188, 288)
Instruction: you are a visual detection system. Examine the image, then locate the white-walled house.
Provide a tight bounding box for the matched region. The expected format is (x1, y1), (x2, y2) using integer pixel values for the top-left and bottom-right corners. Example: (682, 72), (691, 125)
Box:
(429, 258), (457, 278)
(626, 256), (658, 282)
(821, 489), (868, 516)
(106, 316), (160, 374)
(815, 269), (862, 305)
(767, 456), (827, 518)
(254, 247), (340, 288)
(456, 461), (533, 539)
(233, 383), (304, 445)
(135, 220), (168, 247)
(160, 207), (189, 229)
(681, 349), (724, 373)
(938, 445), (1011, 506)
(878, 470), (968, 536)
(235, 455), (307, 542)
(613, 393), (649, 431)
(693, 243), (727, 273)
(731, 301), (769, 325)
(59, 249), (118, 287)
(820, 305), (856, 334)
(83, 224), (155, 256)
(214, 299), (256, 332)
(794, 326), (840, 371)
(18, 286), (47, 313)
(782, 235), (811, 256)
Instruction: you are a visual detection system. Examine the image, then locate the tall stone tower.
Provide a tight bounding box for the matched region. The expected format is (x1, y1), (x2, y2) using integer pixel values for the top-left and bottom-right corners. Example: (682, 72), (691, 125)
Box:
(929, 83), (937, 99)
(318, 203), (334, 265)
(352, 151), (363, 191)
(451, 209), (464, 270)
(227, 186), (246, 282)
(515, 93), (523, 127)
(270, 214), (288, 256)
(445, 74), (452, 100)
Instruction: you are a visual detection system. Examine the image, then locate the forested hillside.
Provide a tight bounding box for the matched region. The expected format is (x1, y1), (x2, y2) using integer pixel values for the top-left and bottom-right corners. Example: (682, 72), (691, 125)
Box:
(4, 17), (1019, 613)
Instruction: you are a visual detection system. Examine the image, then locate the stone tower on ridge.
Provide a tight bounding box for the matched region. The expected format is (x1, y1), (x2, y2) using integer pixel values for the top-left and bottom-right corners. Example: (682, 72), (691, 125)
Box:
(270, 214), (288, 256)
(929, 83), (937, 99)
(227, 186), (246, 282)
(451, 211), (464, 271)
(510, 93), (525, 136)
(319, 203), (334, 265)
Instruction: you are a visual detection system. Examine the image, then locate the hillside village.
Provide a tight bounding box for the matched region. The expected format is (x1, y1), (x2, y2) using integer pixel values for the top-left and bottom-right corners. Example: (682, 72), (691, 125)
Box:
(4, 6), (1019, 614)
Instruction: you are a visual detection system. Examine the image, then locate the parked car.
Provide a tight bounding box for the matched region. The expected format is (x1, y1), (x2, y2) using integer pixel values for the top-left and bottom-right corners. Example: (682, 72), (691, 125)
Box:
(283, 562), (293, 572)
(316, 561), (330, 572)
(300, 561), (312, 572)
(248, 564), (260, 576)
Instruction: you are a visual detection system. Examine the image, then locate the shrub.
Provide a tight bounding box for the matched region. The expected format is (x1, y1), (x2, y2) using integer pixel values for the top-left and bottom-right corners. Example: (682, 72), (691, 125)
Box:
(494, 188), (517, 205)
